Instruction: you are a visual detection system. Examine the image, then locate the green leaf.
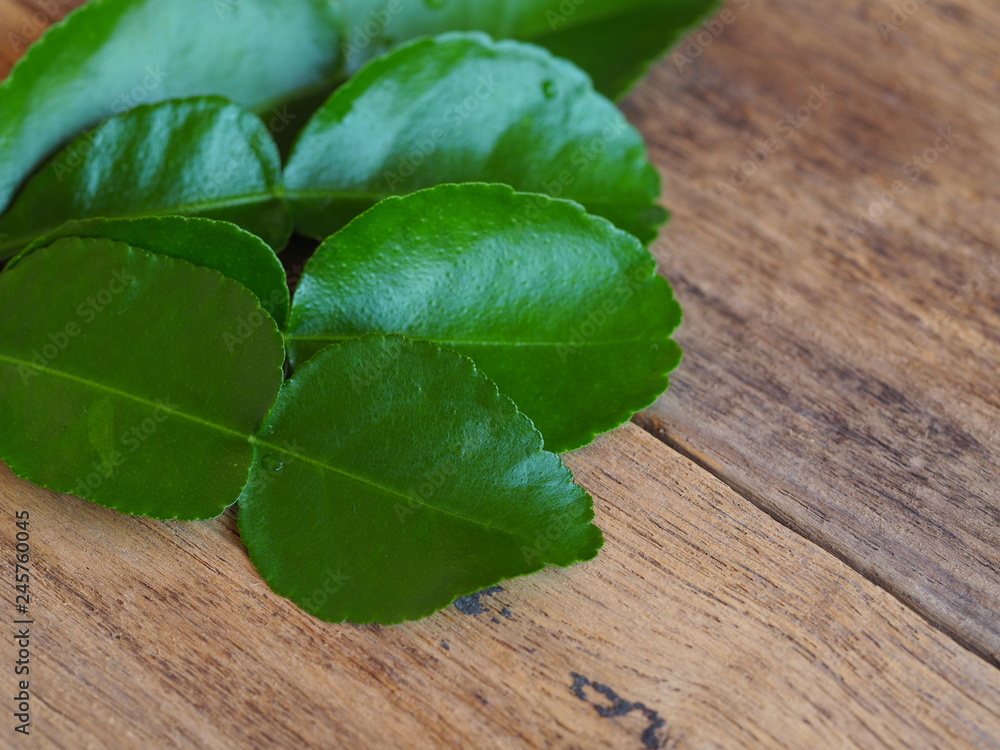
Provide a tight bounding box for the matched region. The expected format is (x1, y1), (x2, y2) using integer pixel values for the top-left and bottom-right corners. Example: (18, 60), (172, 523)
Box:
(0, 98), (291, 259)
(338, 0), (720, 99)
(0, 0), (341, 216)
(239, 334), (602, 624)
(284, 184), (682, 453)
(11, 216), (290, 328)
(534, 0), (722, 100)
(0, 238), (285, 520)
(285, 33), (666, 242)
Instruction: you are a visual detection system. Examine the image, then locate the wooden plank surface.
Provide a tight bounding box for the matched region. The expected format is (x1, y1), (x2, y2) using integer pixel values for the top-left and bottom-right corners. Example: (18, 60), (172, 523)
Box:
(3, 426), (1000, 749)
(628, 0), (1000, 663)
(0, 0), (85, 72)
(2, 1), (1000, 747)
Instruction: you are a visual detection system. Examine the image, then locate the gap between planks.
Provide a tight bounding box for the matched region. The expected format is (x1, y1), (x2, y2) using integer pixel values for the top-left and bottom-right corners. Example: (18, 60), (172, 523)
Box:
(632, 414), (1000, 672)
(3, 424), (1000, 748)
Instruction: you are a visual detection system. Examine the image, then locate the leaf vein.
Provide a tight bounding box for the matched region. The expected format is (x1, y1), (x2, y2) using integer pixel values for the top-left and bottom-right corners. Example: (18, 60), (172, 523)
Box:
(285, 333), (660, 348)
(0, 353), (250, 440)
(252, 438), (541, 544)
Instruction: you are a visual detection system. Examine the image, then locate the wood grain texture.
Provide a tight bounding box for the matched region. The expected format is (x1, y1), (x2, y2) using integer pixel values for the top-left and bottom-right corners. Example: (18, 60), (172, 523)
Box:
(628, 0), (1000, 663)
(2, 425), (1000, 749)
(0, 0), (85, 72)
(2, 1), (1000, 747)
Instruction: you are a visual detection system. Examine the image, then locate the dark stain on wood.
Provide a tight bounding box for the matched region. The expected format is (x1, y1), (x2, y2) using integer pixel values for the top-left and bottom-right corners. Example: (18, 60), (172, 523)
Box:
(570, 673), (670, 750)
(453, 586), (504, 616)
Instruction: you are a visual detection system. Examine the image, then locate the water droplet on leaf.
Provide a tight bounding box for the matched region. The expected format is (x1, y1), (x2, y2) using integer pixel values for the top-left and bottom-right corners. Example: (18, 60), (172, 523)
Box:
(262, 455), (284, 473)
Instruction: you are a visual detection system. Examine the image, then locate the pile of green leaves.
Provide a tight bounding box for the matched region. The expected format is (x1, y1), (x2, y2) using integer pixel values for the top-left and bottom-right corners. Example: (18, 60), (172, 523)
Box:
(0, 0), (715, 624)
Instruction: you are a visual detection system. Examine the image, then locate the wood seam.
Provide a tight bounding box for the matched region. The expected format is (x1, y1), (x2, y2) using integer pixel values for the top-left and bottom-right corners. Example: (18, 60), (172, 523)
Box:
(630, 415), (1000, 672)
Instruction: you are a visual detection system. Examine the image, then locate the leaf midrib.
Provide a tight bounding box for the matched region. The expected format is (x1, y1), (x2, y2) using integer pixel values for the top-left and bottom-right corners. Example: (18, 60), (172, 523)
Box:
(0, 192), (280, 255)
(0, 353), (251, 440)
(251, 439), (540, 545)
(1, 353), (550, 544)
(0, 182), (651, 254)
(285, 333), (660, 348)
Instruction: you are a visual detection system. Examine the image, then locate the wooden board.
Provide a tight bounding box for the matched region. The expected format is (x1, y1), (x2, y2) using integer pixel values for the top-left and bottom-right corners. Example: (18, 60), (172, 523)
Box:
(0, 0), (85, 73)
(627, 0), (1000, 664)
(3, 426), (1000, 749)
(1, 0), (1000, 747)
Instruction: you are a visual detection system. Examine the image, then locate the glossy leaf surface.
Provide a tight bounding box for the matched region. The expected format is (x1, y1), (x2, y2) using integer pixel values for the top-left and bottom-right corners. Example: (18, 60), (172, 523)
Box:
(13, 216), (290, 327)
(0, 0), (341, 215)
(285, 33), (665, 242)
(0, 98), (290, 258)
(239, 335), (603, 624)
(285, 184), (683, 453)
(338, 0), (720, 99)
(0, 239), (285, 519)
